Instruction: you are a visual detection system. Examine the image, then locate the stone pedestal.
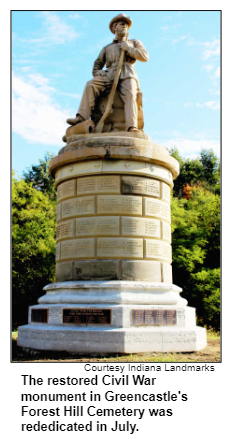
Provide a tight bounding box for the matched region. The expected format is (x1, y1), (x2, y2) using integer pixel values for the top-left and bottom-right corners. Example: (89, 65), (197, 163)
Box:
(17, 132), (207, 353)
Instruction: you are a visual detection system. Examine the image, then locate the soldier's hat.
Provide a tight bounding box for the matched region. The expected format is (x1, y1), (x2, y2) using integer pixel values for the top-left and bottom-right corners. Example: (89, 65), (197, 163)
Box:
(109, 14), (132, 34)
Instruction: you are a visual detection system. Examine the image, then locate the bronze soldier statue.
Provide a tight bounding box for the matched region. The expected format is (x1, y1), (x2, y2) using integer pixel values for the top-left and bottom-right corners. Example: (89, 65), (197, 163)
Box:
(67, 13), (149, 133)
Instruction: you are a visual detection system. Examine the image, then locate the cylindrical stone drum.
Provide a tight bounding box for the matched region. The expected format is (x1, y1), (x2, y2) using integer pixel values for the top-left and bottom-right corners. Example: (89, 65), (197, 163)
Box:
(52, 133), (177, 284)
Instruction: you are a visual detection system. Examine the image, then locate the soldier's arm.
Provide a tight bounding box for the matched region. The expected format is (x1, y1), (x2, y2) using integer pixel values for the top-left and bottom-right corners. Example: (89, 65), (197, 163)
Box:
(92, 47), (106, 76)
(124, 39), (149, 62)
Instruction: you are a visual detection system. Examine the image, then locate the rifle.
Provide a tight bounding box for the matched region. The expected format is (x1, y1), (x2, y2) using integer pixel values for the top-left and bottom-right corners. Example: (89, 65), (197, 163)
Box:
(95, 34), (129, 133)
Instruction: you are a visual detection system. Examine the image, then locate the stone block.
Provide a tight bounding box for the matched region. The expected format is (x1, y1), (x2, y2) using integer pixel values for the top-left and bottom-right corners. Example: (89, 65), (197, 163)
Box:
(144, 197), (170, 222)
(56, 219), (75, 241)
(56, 243), (61, 261)
(62, 196), (95, 218)
(145, 239), (172, 262)
(97, 238), (143, 258)
(57, 179), (76, 202)
(76, 216), (120, 236)
(121, 216), (160, 238)
(97, 195), (142, 215)
(61, 238), (95, 260)
(121, 176), (160, 198)
(121, 260), (161, 281)
(161, 263), (173, 283)
(55, 160), (103, 184)
(161, 182), (171, 203)
(145, 162), (173, 185)
(75, 260), (120, 280)
(77, 175), (120, 195)
(161, 221), (171, 242)
(103, 159), (145, 175)
(56, 203), (61, 221)
(56, 261), (74, 282)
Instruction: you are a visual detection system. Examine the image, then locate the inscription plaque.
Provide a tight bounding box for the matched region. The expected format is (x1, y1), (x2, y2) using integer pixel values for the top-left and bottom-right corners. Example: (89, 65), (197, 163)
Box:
(62, 196), (95, 218)
(57, 179), (76, 201)
(56, 220), (75, 241)
(77, 175), (120, 195)
(121, 176), (160, 198)
(121, 217), (160, 238)
(31, 309), (48, 323)
(63, 308), (111, 325)
(76, 216), (119, 236)
(145, 239), (171, 261)
(162, 221), (171, 242)
(161, 182), (171, 203)
(144, 197), (170, 222)
(97, 195), (142, 215)
(133, 310), (176, 325)
(61, 238), (95, 259)
(56, 203), (61, 221)
(97, 238), (143, 258)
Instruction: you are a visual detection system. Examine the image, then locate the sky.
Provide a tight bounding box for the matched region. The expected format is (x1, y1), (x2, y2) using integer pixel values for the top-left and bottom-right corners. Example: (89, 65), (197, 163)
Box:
(12, 10), (220, 177)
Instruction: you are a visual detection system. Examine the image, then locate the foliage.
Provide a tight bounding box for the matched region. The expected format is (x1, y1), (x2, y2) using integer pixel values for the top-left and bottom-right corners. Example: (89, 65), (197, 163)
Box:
(169, 148), (220, 197)
(171, 185), (220, 330)
(23, 152), (56, 200)
(12, 172), (56, 327)
(192, 268), (220, 329)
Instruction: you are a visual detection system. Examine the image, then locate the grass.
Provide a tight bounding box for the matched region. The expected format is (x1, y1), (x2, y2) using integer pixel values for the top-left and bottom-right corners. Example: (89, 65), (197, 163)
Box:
(205, 329), (220, 340)
(12, 330), (220, 363)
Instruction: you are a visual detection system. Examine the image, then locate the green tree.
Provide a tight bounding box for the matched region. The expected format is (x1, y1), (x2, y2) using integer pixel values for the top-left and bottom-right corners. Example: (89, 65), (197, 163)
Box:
(199, 149), (220, 194)
(23, 152), (56, 200)
(12, 173), (56, 327)
(171, 186), (220, 329)
(192, 268), (220, 329)
(169, 147), (220, 197)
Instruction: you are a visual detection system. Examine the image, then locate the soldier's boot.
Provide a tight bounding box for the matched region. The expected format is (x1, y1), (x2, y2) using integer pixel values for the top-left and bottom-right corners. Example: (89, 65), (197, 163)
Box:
(128, 127), (141, 133)
(66, 114), (85, 126)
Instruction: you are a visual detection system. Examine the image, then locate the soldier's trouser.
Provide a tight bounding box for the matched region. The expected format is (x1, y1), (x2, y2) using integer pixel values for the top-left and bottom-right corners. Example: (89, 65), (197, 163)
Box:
(77, 75), (138, 130)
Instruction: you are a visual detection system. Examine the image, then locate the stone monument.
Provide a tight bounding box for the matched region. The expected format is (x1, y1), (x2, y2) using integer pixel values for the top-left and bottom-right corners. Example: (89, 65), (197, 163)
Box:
(17, 14), (206, 353)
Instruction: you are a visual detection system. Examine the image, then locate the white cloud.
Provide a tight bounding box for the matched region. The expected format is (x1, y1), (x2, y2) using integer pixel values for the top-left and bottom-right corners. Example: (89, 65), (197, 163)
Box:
(186, 38), (197, 46)
(183, 102), (192, 108)
(27, 12), (80, 45)
(203, 39), (220, 48)
(209, 89), (220, 96)
(29, 73), (54, 88)
(160, 138), (220, 159)
(196, 101), (220, 111)
(204, 65), (214, 72)
(215, 67), (220, 78)
(161, 23), (182, 31)
(186, 38), (220, 62)
(12, 72), (72, 146)
(172, 35), (187, 44)
(202, 39), (220, 59)
(60, 92), (81, 100)
(69, 13), (83, 20)
(20, 66), (33, 72)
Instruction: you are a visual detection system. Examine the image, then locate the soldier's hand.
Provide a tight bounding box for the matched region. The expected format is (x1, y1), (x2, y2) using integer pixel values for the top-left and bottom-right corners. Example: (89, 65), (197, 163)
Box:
(97, 70), (106, 77)
(120, 41), (130, 52)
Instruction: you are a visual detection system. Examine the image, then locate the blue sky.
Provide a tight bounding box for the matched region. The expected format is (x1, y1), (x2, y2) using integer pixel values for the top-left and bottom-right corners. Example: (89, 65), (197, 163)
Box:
(12, 10), (220, 177)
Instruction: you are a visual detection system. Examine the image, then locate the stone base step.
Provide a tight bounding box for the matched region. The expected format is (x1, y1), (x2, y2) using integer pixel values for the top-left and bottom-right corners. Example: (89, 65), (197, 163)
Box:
(17, 324), (207, 353)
